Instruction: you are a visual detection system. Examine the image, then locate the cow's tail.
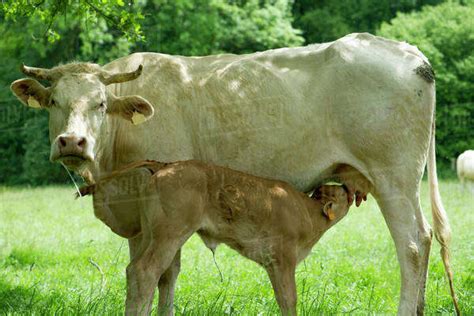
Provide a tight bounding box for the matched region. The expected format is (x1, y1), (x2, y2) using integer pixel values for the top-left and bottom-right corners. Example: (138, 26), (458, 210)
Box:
(427, 120), (461, 315)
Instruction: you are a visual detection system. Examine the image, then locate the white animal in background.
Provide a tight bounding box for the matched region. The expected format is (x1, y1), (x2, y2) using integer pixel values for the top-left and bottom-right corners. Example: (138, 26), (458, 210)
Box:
(457, 150), (474, 188)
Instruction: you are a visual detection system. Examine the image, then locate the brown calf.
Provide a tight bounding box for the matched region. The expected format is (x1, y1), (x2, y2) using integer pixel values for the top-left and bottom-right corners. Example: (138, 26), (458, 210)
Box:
(81, 160), (363, 315)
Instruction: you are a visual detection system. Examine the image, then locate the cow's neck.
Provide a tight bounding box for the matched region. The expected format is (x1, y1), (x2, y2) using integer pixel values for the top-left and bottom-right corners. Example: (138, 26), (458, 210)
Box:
(81, 116), (144, 184)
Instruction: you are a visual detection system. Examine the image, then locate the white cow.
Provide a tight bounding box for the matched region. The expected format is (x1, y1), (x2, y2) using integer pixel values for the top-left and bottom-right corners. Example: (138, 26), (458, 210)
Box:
(10, 33), (459, 315)
(457, 150), (474, 187)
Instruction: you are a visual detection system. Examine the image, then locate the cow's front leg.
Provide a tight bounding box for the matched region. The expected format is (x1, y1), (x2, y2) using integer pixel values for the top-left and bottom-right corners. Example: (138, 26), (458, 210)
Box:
(157, 249), (181, 316)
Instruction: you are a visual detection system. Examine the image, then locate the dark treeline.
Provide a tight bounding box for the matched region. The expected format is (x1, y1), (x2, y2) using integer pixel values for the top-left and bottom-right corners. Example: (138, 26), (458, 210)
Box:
(0, 0), (472, 185)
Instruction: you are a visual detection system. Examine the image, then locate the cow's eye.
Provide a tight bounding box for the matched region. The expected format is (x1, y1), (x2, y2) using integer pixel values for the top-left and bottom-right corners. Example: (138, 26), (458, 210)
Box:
(50, 99), (56, 106)
(98, 102), (106, 110)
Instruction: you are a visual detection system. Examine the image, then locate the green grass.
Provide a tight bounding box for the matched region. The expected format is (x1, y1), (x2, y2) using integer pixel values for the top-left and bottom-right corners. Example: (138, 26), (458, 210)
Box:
(0, 181), (472, 315)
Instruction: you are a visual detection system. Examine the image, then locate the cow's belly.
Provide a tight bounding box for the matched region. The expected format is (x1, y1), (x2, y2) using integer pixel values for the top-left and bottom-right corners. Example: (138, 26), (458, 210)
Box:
(188, 105), (324, 189)
(142, 93), (433, 192)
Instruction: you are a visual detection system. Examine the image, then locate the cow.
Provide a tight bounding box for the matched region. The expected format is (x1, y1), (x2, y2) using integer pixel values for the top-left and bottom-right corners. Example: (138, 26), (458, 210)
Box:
(10, 33), (459, 314)
(456, 150), (474, 188)
(79, 159), (359, 316)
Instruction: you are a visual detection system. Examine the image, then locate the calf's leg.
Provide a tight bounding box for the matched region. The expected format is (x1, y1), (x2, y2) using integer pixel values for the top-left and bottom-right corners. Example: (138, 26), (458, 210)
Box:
(128, 235), (142, 260)
(157, 249), (181, 316)
(265, 252), (297, 316)
(125, 232), (191, 316)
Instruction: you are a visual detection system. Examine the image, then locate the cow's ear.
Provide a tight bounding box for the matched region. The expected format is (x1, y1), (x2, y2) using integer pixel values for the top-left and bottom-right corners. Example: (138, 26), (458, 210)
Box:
(10, 79), (50, 108)
(323, 202), (335, 221)
(108, 95), (154, 125)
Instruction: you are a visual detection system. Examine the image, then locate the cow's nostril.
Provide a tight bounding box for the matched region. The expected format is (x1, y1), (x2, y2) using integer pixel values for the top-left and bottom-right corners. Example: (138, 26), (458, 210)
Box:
(78, 138), (86, 148)
(59, 137), (67, 148)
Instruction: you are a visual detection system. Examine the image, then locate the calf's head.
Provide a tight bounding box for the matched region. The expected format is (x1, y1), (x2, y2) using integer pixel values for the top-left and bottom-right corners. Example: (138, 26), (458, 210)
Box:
(10, 63), (154, 171)
(313, 185), (350, 222)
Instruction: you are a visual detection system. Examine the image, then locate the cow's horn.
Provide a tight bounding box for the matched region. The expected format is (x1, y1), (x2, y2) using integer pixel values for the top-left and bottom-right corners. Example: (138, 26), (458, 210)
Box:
(100, 65), (143, 85)
(21, 64), (53, 81)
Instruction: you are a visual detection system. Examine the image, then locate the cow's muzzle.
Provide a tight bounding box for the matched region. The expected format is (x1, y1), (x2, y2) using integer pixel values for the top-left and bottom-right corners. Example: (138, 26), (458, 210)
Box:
(51, 134), (93, 168)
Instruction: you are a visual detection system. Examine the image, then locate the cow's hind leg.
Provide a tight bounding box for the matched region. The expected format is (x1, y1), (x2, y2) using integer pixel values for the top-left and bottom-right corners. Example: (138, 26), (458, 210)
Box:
(157, 249), (181, 316)
(416, 210), (433, 316)
(374, 186), (431, 315)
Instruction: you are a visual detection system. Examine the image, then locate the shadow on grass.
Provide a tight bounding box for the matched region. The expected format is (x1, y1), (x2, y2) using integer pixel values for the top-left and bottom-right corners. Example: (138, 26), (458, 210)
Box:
(0, 278), (124, 314)
(0, 279), (41, 312)
(3, 247), (42, 269)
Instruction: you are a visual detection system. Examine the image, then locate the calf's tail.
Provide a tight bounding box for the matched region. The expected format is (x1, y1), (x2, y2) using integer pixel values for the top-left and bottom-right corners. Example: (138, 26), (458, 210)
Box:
(427, 120), (460, 315)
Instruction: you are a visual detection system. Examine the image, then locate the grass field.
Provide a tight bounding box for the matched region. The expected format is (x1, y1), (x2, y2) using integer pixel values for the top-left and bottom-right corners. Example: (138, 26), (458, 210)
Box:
(0, 181), (472, 315)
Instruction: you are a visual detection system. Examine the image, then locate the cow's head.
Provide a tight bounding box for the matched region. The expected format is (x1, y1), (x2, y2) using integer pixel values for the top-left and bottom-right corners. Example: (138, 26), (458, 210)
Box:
(10, 63), (154, 171)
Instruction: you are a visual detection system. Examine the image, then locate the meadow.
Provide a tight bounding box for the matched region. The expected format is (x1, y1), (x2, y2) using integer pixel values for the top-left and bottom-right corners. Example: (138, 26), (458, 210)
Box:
(0, 181), (472, 315)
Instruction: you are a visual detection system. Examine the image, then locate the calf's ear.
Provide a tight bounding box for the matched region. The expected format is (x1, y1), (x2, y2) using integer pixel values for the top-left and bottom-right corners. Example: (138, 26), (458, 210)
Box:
(10, 79), (50, 108)
(323, 202), (335, 221)
(108, 95), (154, 125)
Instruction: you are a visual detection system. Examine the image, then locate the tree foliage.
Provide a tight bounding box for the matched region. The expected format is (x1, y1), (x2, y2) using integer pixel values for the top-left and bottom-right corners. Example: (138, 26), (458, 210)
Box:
(293, 0), (444, 44)
(378, 1), (474, 168)
(135, 0), (303, 55)
(1, 0), (145, 42)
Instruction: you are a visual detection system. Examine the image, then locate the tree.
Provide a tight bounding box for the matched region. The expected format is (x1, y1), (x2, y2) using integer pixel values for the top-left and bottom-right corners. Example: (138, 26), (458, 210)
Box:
(293, 0), (444, 44)
(378, 1), (474, 169)
(135, 0), (303, 55)
(1, 0), (144, 42)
